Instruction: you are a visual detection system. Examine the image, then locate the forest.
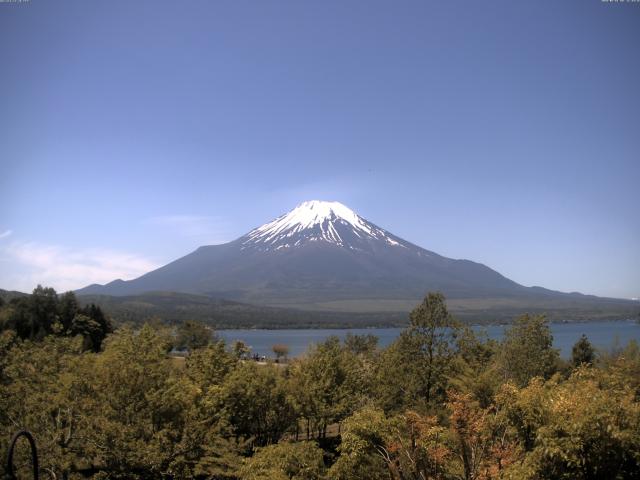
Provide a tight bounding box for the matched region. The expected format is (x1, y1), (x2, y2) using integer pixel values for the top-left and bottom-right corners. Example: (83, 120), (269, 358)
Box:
(1, 287), (639, 479)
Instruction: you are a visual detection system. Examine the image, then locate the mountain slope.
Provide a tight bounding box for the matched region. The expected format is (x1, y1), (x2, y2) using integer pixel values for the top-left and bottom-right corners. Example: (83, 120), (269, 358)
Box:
(76, 201), (637, 316)
(76, 291), (409, 328)
(75, 290), (638, 327)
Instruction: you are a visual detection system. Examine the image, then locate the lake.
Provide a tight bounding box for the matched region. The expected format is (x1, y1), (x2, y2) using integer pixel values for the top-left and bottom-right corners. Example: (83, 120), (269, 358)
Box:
(219, 319), (640, 358)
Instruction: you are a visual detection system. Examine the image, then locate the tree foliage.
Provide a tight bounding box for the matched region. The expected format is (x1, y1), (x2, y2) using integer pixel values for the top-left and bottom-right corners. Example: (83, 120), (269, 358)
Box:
(175, 320), (212, 351)
(571, 334), (596, 368)
(272, 343), (290, 361)
(217, 362), (296, 447)
(0, 286), (112, 352)
(1, 290), (639, 480)
(376, 292), (460, 411)
(498, 313), (559, 387)
(239, 441), (326, 480)
(289, 336), (371, 441)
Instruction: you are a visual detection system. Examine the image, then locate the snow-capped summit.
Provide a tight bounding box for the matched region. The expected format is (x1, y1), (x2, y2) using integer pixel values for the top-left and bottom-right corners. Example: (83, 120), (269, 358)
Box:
(260, 200), (368, 232)
(241, 200), (403, 251)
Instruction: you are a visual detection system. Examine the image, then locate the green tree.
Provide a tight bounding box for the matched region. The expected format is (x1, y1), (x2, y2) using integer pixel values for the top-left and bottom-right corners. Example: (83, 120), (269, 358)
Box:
(571, 334), (596, 368)
(0, 288), (111, 351)
(498, 367), (640, 479)
(0, 335), (94, 480)
(232, 339), (251, 359)
(28, 285), (59, 339)
(239, 441), (326, 480)
(78, 303), (112, 349)
(344, 333), (378, 356)
(331, 405), (452, 480)
(289, 337), (369, 440)
(498, 314), (559, 387)
(69, 313), (102, 352)
(329, 406), (391, 480)
(0, 286), (59, 340)
(0, 300), (29, 338)
(57, 291), (79, 332)
(450, 327), (500, 409)
(176, 320), (212, 351)
(216, 362), (296, 446)
(157, 334), (242, 479)
(87, 325), (197, 478)
(186, 340), (237, 391)
(376, 292), (460, 411)
(599, 339), (640, 395)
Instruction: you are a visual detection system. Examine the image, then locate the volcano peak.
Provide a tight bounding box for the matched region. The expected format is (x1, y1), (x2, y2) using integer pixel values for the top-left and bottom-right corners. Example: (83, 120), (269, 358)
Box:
(241, 200), (403, 251)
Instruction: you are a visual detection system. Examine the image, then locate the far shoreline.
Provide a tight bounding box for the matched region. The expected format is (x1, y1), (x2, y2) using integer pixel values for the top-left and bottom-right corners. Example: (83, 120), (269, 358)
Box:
(212, 316), (639, 331)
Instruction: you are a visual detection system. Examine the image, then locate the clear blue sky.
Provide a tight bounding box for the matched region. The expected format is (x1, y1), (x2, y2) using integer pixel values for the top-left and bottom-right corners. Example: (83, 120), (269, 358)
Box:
(1, 0), (638, 299)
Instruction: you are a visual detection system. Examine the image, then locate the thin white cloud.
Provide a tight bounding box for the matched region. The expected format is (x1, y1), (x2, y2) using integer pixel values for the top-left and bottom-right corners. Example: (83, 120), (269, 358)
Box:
(0, 241), (160, 292)
(0, 230), (13, 240)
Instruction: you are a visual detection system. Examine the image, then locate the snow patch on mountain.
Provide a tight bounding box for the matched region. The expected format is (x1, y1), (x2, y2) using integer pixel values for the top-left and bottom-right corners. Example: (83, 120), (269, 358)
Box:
(241, 200), (406, 251)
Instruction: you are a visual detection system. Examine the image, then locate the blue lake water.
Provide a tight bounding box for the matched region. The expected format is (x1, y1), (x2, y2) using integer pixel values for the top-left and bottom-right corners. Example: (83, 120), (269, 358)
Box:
(219, 320), (640, 358)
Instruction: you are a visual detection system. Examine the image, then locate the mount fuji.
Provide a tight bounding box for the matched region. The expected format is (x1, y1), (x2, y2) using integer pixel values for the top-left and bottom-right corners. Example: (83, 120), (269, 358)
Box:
(77, 201), (637, 319)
